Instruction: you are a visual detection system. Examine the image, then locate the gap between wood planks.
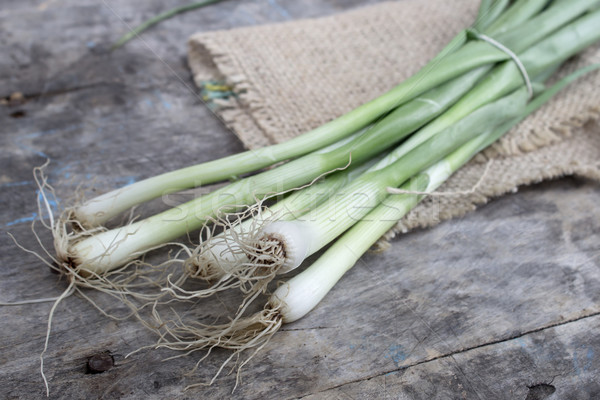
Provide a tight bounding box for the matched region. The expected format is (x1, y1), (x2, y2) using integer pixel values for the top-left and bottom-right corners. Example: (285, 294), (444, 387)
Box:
(1, 81), (125, 103)
(296, 309), (600, 399)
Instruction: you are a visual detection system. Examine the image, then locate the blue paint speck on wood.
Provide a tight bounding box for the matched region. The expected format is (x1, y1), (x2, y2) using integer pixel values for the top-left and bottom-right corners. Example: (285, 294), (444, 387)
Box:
(5, 213), (38, 227)
(268, 0), (291, 19)
(114, 176), (137, 186)
(0, 181), (32, 188)
(385, 344), (407, 365)
(154, 89), (172, 110)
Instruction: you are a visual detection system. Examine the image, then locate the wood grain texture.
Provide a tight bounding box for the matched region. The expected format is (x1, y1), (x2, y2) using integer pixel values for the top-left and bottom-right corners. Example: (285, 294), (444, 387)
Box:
(1, 1), (599, 399)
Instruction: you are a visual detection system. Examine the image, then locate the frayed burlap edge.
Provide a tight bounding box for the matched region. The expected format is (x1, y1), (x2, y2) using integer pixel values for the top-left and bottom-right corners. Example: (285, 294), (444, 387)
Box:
(188, 34), (273, 149)
(382, 122), (600, 244)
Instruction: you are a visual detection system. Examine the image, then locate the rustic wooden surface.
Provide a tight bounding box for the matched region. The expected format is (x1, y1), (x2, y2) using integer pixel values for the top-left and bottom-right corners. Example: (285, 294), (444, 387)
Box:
(1, 1), (599, 399)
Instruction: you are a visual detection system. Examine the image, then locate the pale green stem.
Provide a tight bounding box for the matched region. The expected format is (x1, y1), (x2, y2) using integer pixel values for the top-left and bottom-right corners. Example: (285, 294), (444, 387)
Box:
(68, 68), (486, 273)
(73, 0), (553, 227)
(67, 3), (600, 274)
(271, 62), (600, 323)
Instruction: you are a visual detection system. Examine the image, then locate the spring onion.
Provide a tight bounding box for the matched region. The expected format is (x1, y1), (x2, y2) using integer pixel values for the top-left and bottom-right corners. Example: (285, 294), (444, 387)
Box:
(164, 157), (379, 298)
(72, 0), (554, 228)
(30, 0), (600, 394)
(61, 67), (488, 275)
(148, 0), (600, 298)
(50, 0), (600, 295)
(148, 65), (600, 376)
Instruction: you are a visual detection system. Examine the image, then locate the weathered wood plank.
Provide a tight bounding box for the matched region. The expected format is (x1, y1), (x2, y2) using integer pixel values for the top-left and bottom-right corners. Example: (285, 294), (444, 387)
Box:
(2, 176), (599, 399)
(301, 313), (600, 400)
(1, 1), (599, 399)
(0, 0), (383, 95)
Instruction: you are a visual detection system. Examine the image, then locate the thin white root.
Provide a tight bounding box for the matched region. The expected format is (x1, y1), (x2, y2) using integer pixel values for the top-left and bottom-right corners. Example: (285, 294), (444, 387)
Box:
(24, 161), (342, 393)
(40, 280), (75, 397)
(164, 202), (287, 305)
(143, 303), (283, 390)
(18, 163), (192, 395)
(31, 162), (189, 302)
(0, 294), (74, 306)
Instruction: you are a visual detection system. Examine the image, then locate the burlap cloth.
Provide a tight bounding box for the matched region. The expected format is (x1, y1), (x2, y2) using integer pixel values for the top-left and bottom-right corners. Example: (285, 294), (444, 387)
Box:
(188, 0), (600, 239)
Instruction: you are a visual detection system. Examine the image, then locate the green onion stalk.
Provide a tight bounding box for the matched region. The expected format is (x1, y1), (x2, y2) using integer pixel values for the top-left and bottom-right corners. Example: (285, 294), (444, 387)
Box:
(161, 157), (380, 299)
(111, 0), (227, 50)
(176, 85), (533, 292)
(148, 64), (600, 372)
(270, 64), (600, 324)
(71, 0), (553, 229)
(154, 0), (600, 300)
(55, 1), (600, 280)
(60, 68), (486, 275)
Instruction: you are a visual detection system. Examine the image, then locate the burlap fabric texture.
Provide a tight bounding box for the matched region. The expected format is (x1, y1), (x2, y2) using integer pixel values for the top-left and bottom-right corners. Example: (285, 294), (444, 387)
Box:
(188, 0), (600, 240)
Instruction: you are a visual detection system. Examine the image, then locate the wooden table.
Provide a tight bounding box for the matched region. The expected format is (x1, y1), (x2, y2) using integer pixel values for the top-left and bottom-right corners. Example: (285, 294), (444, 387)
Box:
(1, 1), (599, 399)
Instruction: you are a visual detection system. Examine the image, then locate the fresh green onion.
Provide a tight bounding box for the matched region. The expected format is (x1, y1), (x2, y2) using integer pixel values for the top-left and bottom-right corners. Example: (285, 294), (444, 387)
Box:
(32, 1), (600, 394)
(270, 63), (600, 324)
(63, 67), (488, 274)
(166, 157), (379, 298)
(152, 64), (599, 365)
(72, 0), (548, 228)
(60, 2), (600, 279)
(143, 0), (600, 291)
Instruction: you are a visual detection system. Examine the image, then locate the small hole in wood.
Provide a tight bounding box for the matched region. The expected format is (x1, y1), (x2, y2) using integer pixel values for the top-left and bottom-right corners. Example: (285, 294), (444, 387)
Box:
(86, 351), (114, 374)
(525, 383), (556, 400)
(10, 110), (26, 118)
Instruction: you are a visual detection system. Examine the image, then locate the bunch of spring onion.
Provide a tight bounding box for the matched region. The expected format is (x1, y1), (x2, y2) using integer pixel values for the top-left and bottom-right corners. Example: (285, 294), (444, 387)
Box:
(110, 0), (600, 306)
(55, 0), (600, 285)
(145, 65), (600, 387)
(166, 84), (533, 303)
(30, 0), (599, 390)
